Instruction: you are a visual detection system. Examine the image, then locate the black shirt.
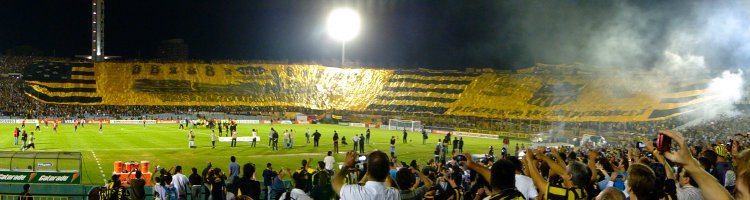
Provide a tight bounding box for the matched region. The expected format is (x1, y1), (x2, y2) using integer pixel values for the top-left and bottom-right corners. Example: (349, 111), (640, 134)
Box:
(189, 173), (202, 186)
(238, 178), (261, 200)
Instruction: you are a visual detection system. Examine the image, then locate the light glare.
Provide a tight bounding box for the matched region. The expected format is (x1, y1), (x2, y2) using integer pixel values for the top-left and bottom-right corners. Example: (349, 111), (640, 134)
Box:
(327, 8), (361, 42)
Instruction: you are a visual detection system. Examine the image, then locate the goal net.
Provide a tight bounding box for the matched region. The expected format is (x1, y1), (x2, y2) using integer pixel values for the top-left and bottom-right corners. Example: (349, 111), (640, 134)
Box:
(388, 119), (423, 131)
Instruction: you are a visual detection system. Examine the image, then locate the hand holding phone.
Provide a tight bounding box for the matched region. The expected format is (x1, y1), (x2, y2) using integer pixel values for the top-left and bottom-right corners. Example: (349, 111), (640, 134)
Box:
(656, 133), (672, 152)
(454, 155), (467, 162)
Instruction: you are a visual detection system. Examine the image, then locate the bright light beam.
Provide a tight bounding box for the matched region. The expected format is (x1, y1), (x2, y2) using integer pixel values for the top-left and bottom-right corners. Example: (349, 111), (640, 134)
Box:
(327, 8), (360, 67)
(327, 8), (361, 42)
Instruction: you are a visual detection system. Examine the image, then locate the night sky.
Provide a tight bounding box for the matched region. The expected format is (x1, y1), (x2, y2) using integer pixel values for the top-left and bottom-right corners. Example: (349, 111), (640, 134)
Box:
(2, 1), (749, 70)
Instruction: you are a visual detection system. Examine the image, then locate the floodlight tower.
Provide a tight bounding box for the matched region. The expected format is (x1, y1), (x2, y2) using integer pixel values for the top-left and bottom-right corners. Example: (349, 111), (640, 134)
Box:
(327, 8), (361, 67)
(91, 0), (104, 61)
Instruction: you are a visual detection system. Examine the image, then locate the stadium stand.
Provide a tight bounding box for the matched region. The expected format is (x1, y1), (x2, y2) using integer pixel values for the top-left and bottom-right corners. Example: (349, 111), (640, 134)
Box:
(17, 61), (719, 122)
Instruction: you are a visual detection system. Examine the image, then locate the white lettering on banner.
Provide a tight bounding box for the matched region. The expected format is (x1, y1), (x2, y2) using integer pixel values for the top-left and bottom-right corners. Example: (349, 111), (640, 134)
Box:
(350, 123), (365, 128)
(0, 119), (15, 124)
(279, 120), (293, 124)
(17, 119), (39, 124)
(37, 163), (53, 167)
(236, 120), (260, 124)
(261, 120), (272, 124)
(452, 131), (499, 139)
(218, 137), (261, 142)
(0, 174), (27, 181)
(432, 130), (450, 135)
(38, 175), (69, 182)
(64, 120), (75, 124)
(110, 120), (157, 124)
(296, 120), (310, 124)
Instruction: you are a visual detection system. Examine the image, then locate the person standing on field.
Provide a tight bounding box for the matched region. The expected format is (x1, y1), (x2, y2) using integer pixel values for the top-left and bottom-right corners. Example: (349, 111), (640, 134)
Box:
(251, 129), (258, 147)
(189, 129), (196, 148)
(211, 130), (217, 149)
(313, 130), (321, 147)
(13, 127), (19, 145)
(402, 129), (408, 144)
(333, 131), (339, 154)
(306, 128), (311, 144)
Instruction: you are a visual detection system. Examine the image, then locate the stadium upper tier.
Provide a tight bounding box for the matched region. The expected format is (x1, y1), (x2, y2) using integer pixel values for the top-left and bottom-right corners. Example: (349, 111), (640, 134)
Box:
(22, 62), (712, 122)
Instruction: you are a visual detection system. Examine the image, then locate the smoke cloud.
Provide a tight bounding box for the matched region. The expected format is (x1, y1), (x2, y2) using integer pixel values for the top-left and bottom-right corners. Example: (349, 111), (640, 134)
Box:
(482, 1), (750, 122)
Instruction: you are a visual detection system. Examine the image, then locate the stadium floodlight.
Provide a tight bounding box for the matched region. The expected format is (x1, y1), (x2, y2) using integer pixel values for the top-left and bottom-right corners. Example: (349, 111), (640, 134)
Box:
(327, 8), (361, 67)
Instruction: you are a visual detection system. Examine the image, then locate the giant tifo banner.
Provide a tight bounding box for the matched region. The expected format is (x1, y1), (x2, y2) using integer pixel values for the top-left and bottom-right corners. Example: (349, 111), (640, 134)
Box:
(23, 62), (712, 122)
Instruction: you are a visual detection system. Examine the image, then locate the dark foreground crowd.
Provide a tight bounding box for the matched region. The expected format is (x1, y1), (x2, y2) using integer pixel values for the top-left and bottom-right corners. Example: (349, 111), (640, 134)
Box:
(90, 129), (750, 200)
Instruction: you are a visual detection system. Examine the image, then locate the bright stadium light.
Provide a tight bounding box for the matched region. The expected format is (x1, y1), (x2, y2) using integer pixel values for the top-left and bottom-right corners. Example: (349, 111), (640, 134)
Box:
(327, 8), (360, 67)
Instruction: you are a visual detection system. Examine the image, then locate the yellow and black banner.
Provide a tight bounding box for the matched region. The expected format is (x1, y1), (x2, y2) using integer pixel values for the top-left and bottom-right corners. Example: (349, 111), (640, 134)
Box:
(23, 62), (710, 122)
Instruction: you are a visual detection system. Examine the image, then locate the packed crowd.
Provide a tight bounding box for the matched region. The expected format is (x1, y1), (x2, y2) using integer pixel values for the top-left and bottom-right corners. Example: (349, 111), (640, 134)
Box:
(98, 128), (749, 200)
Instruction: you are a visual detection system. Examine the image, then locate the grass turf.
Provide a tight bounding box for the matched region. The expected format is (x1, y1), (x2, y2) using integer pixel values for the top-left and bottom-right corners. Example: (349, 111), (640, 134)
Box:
(0, 123), (530, 185)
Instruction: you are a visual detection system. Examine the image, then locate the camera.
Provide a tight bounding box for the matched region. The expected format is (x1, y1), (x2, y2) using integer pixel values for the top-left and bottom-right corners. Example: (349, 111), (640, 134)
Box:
(636, 142), (645, 149)
(656, 133), (672, 152)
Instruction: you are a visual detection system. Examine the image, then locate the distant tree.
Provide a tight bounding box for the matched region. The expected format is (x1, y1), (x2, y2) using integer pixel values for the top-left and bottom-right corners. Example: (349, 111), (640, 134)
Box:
(5, 45), (44, 56)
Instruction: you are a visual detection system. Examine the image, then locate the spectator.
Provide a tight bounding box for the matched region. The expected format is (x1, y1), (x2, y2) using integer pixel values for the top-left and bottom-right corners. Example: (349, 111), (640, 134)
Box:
(130, 170), (146, 200)
(465, 154), (525, 200)
(201, 162), (213, 200)
(294, 159), (315, 193)
(271, 168), (291, 200)
(230, 156), (241, 182)
(508, 156), (538, 200)
(153, 177), (167, 200)
(263, 163), (276, 200)
(237, 163), (261, 200)
(626, 163), (656, 200)
(310, 164), (335, 200)
(172, 166), (189, 200)
(107, 174), (124, 200)
(279, 171), (313, 200)
(189, 168), (203, 200)
(19, 184), (32, 200)
(675, 167), (703, 200)
(333, 150), (399, 200)
(164, 176), (178, 200)
(659, 130), (733, 200)
(209, 168), (226, 200)
(324, 151), (335, 173)
(596, 187), (625, 200)
(396, 166), (432, 200)
(523, 148), (589, 200)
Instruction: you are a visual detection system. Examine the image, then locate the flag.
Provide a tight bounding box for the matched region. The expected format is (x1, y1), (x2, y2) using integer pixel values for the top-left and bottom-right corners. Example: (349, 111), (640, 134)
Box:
(23, 62), (102, 104)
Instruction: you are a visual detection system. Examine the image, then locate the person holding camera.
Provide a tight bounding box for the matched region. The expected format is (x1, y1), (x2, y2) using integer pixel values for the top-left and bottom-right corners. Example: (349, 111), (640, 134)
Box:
(333, 150), (399, 200)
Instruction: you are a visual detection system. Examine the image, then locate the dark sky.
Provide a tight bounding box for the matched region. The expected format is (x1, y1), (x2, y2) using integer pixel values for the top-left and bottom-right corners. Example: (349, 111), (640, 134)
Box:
(1, 1), (749, 70)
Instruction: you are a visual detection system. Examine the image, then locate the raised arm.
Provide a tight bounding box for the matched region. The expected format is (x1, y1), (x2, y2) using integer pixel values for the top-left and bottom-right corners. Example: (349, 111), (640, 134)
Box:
(462, 152), (491, 186)
(587, 149), (599, 184)
(414, 168), (433, 188)
(661, 130), (732, 200)
(333, 151), (357, 195)
(524, 148), (549, 196)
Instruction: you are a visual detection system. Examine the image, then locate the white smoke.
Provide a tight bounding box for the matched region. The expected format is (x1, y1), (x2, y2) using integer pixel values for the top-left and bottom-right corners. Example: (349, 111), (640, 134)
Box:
(685, 70), (745, 122)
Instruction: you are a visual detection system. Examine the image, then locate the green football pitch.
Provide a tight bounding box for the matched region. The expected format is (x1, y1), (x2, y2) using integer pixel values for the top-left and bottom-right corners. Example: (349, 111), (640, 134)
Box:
(0, 123), (529, 185)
